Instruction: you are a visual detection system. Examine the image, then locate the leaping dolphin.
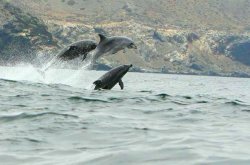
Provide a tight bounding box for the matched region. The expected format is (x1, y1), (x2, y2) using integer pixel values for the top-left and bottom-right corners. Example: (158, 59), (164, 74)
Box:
(92, 34), (137, 62)
(38, 40), (97, 76)
(93, 64), (133, 90)
(57, 40), (97, 61)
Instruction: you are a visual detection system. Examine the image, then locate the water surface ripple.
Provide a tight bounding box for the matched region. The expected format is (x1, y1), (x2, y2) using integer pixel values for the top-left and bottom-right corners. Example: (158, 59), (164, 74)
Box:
(0, 66), (250, 165)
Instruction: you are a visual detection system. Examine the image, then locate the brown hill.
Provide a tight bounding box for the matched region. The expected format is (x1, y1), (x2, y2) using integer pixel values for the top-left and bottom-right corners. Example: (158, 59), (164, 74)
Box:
(1, 0), (250, 77)
(11, 0), (250, 31)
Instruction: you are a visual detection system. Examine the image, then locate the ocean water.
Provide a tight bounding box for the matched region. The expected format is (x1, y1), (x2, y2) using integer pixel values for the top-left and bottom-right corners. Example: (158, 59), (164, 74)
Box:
(0, 66), (250, 165)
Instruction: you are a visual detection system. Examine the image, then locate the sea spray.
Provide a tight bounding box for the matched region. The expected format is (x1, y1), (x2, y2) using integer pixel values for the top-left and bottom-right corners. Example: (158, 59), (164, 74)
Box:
(36, 49), (96, 80)
(0, 64), (43, 83)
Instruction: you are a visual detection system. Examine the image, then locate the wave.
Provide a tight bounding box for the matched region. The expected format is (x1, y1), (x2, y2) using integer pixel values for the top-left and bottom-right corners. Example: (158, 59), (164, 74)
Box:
(196, 100), (209, 104)
(0, 79), (18, 83)
(182, 96), (192, 99)
(68, 96), (109, 103)
(225, 100), (250, 106)
(242, 109), (250, 113)
(155, 93), (171, 99)
(0, 112), (78, 123)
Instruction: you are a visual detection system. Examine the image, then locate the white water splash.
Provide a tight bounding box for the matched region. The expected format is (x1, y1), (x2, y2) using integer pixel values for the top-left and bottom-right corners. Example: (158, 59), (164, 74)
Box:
(0, 63), (103, 89)
(0, 48), (108, 89)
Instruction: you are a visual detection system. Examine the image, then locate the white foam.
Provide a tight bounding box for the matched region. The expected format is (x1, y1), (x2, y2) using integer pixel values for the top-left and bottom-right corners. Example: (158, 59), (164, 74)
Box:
(0, 64), (104, 89)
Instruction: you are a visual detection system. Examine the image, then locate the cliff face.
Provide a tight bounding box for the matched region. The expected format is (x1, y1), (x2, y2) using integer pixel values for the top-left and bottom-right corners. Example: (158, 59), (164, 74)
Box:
(1, 0), (250, 77)
(0, 3), (56, 64)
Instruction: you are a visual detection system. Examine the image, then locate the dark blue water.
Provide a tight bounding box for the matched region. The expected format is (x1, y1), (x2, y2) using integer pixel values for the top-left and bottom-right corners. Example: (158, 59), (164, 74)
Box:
(0, 66), (250, 165)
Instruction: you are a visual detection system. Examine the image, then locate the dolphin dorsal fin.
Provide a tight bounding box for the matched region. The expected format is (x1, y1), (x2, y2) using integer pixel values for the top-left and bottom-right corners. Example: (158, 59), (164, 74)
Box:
(98, 34), (107, 43)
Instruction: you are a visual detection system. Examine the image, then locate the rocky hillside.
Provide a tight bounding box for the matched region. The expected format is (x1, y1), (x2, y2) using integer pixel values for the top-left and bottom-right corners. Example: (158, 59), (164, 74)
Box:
(0, 2), (56, 65)
(1, 0), (250, 77)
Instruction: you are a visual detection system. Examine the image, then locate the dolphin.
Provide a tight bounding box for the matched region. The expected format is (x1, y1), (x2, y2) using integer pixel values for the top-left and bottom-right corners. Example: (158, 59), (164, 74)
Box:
(57, 40), (97, 61)
(37, 40), (97, 77)
(93, 64), (133, 90)
(92, 34), (137, 62)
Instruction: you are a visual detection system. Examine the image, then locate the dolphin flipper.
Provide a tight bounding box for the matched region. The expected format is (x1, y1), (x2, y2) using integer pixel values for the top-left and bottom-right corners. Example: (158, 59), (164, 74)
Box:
(111, 47), (124, 54)
(82, 53), (88, 61)
(111, 49), (119, 54)
(119, 79), (124, 90)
